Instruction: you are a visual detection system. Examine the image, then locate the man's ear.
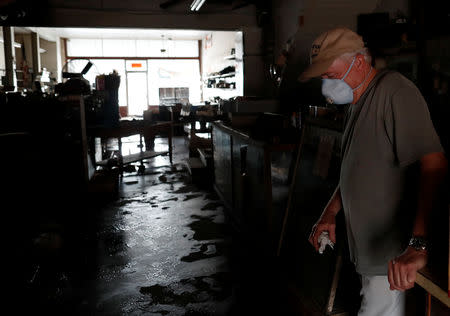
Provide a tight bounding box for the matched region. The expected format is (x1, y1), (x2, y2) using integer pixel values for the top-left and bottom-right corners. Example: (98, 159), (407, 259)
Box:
(354, 53), (365, 70)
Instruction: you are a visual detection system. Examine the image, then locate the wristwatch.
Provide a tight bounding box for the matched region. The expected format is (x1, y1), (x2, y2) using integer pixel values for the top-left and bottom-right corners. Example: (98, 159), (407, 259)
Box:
(408, 236), (428, 251)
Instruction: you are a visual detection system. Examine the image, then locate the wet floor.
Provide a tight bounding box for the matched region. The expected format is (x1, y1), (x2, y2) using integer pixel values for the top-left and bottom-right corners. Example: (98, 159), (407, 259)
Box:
(86, 161), (233, 315)
(7, 135), (290, 316)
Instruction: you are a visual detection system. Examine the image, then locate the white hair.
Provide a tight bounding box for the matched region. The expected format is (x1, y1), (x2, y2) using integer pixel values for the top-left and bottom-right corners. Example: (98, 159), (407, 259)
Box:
(340, 48), (372, 64)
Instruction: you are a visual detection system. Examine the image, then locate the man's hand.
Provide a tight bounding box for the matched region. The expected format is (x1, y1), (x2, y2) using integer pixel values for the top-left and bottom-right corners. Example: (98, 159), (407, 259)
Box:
(388, 247), (428, 291)
(308, 210), (337, 252)
(309, 187), (342, 252)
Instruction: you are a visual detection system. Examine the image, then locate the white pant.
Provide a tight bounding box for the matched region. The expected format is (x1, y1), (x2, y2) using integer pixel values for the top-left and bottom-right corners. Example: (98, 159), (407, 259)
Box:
(358, 275), (405, 316)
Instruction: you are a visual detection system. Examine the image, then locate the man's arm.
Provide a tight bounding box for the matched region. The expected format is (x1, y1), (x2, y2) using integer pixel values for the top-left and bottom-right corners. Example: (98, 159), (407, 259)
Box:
(412, 152), (448, 237)
(309, 186), (342, 251)
(388, 152), (448, 291)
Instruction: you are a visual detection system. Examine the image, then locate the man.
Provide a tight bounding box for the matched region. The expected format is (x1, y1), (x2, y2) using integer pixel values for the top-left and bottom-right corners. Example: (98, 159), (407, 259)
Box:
(300, 27), (448, 315)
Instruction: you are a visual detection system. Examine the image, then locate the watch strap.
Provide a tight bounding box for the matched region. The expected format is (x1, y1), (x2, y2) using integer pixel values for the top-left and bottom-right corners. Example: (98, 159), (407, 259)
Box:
(408, 236), (428, 251)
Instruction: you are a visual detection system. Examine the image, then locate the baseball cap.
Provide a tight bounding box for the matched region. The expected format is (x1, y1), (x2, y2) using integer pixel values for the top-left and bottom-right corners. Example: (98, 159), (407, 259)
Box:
(298, 27), (364, 82)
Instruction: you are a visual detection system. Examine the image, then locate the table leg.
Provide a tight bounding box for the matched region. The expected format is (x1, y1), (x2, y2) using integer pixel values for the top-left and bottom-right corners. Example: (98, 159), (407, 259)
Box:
(118, 137), (123, 177)
(168, 123), (173, 164)
(139, 134), (143, 151)
(190, 121), (195, 138)
(139, 133), (145, 171)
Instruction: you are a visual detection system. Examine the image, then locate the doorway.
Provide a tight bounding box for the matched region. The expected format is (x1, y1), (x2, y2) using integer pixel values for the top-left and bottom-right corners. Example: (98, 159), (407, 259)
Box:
(126, 60), (148, 116)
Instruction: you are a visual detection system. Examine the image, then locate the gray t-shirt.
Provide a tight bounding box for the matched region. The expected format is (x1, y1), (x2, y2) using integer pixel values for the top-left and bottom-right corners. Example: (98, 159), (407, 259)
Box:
(340, 70), (443, 275)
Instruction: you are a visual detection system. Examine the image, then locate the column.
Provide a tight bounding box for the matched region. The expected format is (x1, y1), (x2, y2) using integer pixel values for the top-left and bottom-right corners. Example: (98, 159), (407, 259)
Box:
(3, 26), (16, 90)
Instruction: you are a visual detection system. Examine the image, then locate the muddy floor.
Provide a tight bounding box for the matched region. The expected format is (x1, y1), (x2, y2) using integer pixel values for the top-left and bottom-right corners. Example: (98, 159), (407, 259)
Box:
(7, 136), (289, 316)
(86, 162), (232, 315)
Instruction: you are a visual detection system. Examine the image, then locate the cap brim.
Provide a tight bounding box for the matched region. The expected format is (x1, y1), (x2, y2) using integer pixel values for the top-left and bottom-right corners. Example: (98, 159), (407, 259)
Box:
(298, 57), (336, 82)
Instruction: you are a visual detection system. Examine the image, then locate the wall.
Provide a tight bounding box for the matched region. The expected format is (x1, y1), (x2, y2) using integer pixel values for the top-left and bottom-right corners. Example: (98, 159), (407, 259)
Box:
(273, 0), (410, 62)
(14, 33), (32, 68)
(6, 30), (62, 89)
(201, 28), (267, 100)
(40, 38), (57, 80)
(241, 26), (269, 96)
(202, 31), (239, 101)
(272, 0), (411, 107)
(0, 27), (5, 75)
(0, 41), (4, 74)
(55, 36), (61, 82)
(59, 37), (66, 71)
(202, 32), (236, 77)
(201, 27), (268, 98)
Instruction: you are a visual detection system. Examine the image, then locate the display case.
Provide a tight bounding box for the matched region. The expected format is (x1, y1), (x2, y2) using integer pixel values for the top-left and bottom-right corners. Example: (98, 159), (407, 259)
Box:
(212, 121), (295, 242)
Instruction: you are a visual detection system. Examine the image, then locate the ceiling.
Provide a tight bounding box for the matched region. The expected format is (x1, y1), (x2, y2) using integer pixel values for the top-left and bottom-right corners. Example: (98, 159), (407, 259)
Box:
(14, 27), (215, 42)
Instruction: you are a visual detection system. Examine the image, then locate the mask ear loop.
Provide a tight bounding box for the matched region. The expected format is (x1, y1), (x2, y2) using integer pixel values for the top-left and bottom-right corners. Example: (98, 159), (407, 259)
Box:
(352, 66), (373, 91)
(340, 57), (356, 81)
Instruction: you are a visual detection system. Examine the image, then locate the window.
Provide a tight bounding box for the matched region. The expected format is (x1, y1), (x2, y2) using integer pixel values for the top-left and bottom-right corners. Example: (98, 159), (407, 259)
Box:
(147, 59), (201, 105)
(66, 38), (201, 109)
(67, 39), (103, 57)
(102, 39), (137, 57)
(67, 39), (199, 58)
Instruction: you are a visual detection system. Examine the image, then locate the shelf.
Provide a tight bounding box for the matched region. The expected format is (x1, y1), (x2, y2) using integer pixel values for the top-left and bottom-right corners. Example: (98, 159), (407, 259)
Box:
(206, 72), (235, 80)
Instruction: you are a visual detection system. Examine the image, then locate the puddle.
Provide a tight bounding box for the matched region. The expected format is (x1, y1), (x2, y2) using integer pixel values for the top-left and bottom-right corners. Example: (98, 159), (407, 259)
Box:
(204, 193), (220, 201)
(100, 230), (128, 256)
(183, 194), (203, 201)
(144, 171), (161, 176)
(116, 199), (141, 207)
(172, 184), (200, 194)
(180, 243), (224, 262)
(201, 202), (223, 211)
(158, 175), (168, 182)
(139, 272), (231, 307)
(187, 215), (227, 241)
(152, 310), (170, 315)
(159, 197), (178, 203)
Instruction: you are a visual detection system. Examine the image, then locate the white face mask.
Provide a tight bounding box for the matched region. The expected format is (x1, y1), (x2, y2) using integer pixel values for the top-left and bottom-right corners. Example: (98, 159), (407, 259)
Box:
(321, 57), (372, 104)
